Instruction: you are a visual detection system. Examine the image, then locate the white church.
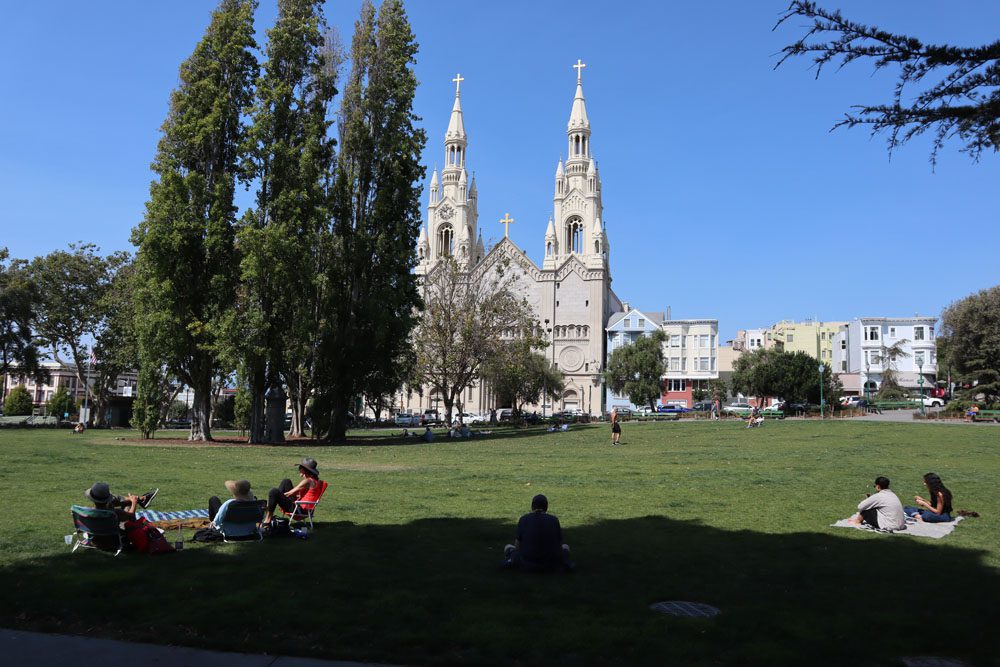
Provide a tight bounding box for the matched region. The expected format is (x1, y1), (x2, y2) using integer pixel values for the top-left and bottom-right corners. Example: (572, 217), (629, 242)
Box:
(405, 63), (622, 417)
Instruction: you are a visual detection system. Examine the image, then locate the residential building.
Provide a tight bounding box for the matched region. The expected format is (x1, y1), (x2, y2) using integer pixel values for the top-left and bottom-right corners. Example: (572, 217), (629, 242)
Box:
(604, 306), (665, 410)
(770, 319), (847, 366)
(732, 327), (773, 353)
(832, 317), (938, 397)
(660, 319), (720, 408)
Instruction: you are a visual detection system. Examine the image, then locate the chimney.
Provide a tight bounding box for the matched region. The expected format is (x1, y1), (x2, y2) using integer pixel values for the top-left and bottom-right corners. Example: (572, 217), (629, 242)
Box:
(665, 305), (671, 322)
(622, 301), (630, 312)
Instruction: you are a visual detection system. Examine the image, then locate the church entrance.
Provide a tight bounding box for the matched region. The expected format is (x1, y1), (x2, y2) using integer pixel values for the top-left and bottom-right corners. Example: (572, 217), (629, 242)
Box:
(562, 389), (579, 412)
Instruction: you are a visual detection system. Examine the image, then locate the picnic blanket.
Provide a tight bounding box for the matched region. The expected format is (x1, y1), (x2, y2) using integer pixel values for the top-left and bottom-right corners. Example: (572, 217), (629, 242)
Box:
(831, 516), (964, 539)
(137, 508), (209, 522)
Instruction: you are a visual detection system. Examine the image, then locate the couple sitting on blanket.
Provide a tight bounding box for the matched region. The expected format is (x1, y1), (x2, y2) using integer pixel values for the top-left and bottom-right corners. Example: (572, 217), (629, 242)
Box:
(849, 472), (954, 531)
(207, 457), (324, 535)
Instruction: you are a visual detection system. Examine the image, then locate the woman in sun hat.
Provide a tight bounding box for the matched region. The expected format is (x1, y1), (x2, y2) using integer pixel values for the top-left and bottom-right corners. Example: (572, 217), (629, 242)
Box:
(208, 479), (257, 526)
(85, 482), (158, 522)
(261, 458), (323, 526)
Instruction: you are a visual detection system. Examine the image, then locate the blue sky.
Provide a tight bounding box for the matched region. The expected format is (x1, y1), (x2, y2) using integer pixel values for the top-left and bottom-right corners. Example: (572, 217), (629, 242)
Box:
(2, 1), (998, 341)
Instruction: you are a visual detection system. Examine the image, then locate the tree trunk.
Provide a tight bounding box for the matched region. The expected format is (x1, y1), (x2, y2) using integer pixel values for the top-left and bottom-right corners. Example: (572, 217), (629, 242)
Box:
(329, 392), (349, 444)
(442, 393), (455, 426)
(288, 373), (309, 438)
(189, 374), (213, 442)
(248, 365), (266, 443)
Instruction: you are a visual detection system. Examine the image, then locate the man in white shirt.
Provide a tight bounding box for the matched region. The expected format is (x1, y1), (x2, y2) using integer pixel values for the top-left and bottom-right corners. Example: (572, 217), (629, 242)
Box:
(850, 476), (906, 531)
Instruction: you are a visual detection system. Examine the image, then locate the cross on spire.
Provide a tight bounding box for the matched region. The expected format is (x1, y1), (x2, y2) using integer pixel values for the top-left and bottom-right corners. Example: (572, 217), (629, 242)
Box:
(573, 59), (586, 84)
(452, 73), (464, 96)
(499, 213), (515, 238)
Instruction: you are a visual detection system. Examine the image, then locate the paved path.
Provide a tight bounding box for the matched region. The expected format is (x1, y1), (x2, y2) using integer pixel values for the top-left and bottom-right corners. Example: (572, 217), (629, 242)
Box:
(0, 629), (402, 667)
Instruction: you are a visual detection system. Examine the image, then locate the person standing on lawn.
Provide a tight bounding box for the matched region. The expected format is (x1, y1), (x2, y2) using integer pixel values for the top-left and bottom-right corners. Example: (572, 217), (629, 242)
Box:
(610, 407), (621, 445)
(849, 476), (905, 531)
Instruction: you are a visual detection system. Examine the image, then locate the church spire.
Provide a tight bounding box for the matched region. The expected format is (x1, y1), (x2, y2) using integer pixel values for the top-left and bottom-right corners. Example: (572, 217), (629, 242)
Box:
(567, 60), (591, 164)
(443, 73), (467, 177)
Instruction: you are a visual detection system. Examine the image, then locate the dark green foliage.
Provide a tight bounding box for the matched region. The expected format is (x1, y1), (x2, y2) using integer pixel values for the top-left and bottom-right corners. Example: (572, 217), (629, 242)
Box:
(708, 378), (729, 402)
(940, 285), (1000, 402)
(732, 348), (840, 405)
(776, 1), (1000, 165)
(27, 243), (125, 422)
(317, 0), (426, 441)
(3, 385), (33, 416)
(604, 330), (666, 410)
(132, 0), (258, 441)
(46, 386), (75, 420)
(237, 0), (339, 442)
(0, 248), (46, 398)
(482, 340), (564, 416)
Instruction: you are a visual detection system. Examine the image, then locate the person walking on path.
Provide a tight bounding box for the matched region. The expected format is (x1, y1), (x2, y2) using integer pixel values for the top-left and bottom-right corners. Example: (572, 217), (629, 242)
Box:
(610, 407), (621, 445)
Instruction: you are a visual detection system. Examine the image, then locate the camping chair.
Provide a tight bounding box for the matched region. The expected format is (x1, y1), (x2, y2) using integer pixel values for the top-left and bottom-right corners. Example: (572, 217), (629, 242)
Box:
(70, 505), (124, 556)
(282, 480), (328, 530)
(216, 500), (265, 543)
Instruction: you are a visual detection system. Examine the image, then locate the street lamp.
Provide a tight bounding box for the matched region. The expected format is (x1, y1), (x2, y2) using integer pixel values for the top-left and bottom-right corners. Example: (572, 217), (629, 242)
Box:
(918, 359), (925, 416)
(818, 363), (825, 419)
(864, 361), (870, 402)
(542, 318), (552, 418)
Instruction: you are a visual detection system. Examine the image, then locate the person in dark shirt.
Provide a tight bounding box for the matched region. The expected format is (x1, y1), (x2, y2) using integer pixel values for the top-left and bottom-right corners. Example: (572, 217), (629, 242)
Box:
(503, 494), (573, 571)
(85, 482), (158, 522)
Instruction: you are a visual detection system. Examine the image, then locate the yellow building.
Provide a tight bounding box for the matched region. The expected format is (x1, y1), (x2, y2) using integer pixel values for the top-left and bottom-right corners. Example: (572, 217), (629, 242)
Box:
(769, 320), (846, 366)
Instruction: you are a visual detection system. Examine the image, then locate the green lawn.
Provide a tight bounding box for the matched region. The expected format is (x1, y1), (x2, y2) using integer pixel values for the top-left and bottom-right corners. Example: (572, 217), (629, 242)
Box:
(1, 422), (997, 665)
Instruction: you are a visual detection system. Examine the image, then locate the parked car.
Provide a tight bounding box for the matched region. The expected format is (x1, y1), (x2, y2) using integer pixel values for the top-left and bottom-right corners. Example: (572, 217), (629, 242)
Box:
(419, 410), (442, 426)
(657, 404), (691, 414)
(394, 412), (418, 426)
(635, 406), (656, 416)
(921, 396), (945, 408)
(496, 408), (515, 422)
(723, 403), (752, 415)
(691, 401), (714, 412)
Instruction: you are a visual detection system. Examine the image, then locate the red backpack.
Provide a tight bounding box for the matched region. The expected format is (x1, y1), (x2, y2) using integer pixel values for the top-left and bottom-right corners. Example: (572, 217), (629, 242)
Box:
(125, 518), (175, 554)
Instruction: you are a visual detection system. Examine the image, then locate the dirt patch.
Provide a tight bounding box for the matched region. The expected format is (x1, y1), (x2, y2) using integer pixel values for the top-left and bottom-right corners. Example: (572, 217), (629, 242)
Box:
(103, 435), (319, 448)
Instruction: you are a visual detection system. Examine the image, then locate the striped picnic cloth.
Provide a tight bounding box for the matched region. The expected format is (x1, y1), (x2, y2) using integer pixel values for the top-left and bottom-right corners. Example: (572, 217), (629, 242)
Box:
(137, 508), (209, 522)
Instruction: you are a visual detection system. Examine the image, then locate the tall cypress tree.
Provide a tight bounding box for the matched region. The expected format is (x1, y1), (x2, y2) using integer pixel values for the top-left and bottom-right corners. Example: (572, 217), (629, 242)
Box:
(132, 0), (258, 441)
(237, 0), (339, 443)
(317, 0), (425, 442)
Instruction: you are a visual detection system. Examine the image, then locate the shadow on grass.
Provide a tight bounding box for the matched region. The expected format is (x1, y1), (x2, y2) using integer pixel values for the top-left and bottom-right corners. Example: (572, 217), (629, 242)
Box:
(1, 517), (995, 666)
(341, 423), (603, 447)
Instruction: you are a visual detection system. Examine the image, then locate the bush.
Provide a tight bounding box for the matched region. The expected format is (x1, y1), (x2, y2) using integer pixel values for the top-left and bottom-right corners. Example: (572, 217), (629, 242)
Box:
(3, 385), (34, 416)
(47, 386), (76, 420)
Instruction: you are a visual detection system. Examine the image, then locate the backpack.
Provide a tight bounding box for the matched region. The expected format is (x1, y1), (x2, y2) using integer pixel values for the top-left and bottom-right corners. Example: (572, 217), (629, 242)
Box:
(266, 518), (292, 538)
(125, 517), (176, 554)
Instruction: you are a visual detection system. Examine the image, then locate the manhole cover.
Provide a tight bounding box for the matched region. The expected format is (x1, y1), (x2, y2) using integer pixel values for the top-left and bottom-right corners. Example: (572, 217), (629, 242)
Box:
(649, 601), (720, 617)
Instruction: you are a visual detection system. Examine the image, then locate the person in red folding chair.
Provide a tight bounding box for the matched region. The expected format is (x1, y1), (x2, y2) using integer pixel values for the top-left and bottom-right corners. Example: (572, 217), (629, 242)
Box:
(261, 458), (325, 527)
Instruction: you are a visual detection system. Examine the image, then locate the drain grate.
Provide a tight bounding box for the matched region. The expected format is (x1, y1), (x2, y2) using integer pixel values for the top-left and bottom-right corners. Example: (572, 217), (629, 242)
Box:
(649, 601), (720, 618)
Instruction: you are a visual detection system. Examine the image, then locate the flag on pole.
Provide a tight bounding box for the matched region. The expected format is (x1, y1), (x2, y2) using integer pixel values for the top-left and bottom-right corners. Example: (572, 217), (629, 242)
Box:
(89, 348), (96, 366)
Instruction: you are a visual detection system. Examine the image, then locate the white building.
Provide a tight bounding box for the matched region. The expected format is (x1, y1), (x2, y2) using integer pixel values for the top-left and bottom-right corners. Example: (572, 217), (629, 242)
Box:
(832, 317), (938, 396)
(404, 64), (621, 417)
(660, 319), (720, 407)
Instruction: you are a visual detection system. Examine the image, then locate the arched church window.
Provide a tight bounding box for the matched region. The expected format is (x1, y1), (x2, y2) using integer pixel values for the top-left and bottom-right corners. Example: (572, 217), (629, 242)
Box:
(566, 217), (584, 254)
(574, 135), (581, 155)
(437, 224), (454, 257)
(594, 239), (600, 254)
(546, 241), (552, 257)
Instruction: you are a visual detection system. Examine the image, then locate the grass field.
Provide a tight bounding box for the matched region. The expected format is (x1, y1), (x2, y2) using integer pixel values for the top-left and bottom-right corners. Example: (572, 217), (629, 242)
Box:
(0, 421), (997, 666)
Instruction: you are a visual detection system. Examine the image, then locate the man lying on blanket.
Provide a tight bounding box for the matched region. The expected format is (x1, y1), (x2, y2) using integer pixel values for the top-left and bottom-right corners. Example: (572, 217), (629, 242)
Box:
(848, 476), (905, 531)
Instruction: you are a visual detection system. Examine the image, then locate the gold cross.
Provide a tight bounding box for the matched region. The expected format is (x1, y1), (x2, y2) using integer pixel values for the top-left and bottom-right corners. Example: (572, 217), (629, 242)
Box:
(452, 73), (464, 95)
(499, 213), (514, 238)
(573, 59), (586, 83)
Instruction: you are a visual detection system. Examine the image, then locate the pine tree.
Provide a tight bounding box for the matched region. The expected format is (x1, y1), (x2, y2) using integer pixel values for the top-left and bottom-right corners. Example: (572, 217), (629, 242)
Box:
(131, 0), (258, 441)
(317, 0), (425, 442)
(237, 0), (339, 442)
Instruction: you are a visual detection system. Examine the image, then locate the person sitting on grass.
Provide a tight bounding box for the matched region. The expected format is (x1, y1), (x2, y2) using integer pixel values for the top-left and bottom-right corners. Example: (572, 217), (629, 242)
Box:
(849, 476), (905, 531)
(85, 482), (158, 521)
(905, 472), (954, 523)
(261, 458), (322, 526)
(504, 494), (573, 572)
(422, 426), (434, 442)
(208, 479), (258, 532)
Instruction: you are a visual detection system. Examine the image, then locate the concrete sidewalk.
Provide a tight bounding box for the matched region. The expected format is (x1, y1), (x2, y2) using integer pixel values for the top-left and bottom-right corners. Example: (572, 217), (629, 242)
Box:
(0, 628), (402, 667)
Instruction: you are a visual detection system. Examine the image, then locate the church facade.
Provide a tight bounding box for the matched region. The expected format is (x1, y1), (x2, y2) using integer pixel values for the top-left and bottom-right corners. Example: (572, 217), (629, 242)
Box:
(403, 64), (621, 418)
